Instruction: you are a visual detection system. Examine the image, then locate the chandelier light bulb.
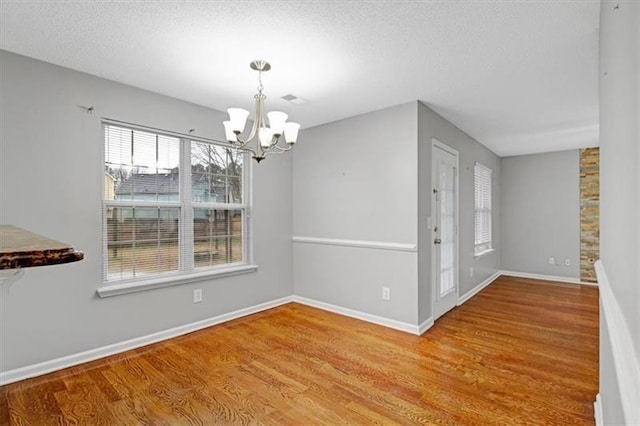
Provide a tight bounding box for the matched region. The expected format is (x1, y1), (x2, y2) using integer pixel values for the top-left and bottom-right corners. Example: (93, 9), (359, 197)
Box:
(227, 108), (250, 134)
(258, 127), (274, 148)
(223, 121), (237, 142)
(267, 111), (288, 136)
(283, 122), (301, 144)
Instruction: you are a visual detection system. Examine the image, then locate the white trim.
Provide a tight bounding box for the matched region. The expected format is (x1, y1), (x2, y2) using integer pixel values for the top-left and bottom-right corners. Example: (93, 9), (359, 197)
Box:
(499, 270), (598, 286)
(0, 295), (293, 386)
(594, 393), (603, 426)
(457, 271), (501, 305)
(473, 248), (495, 259)
(245, 153), (255, 265)
(292, 236), (416, 252)
(432, 138), (458, 156)
(97, 264), (259, 297)
(417, 317), (434, 335)
(292, 296), (423, 335)
(595, 260), (640, 425)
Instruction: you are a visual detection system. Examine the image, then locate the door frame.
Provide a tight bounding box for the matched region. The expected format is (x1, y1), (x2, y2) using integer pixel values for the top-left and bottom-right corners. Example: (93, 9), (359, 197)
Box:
(431, 138), (460, 319)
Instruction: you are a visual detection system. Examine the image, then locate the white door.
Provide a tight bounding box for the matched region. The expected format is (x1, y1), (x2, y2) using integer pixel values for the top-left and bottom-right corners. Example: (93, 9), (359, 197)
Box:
(432, 141), (459, 320)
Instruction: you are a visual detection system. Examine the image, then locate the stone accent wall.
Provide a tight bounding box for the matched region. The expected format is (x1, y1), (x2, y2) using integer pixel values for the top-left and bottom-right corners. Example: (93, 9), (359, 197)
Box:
(579, 148), (599, 283)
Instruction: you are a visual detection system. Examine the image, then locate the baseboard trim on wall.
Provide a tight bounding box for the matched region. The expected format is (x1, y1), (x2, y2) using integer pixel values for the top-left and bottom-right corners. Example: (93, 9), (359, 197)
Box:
(292, 236), (417, 252)
(0, 295), (294, 386)
(292, 295), (424, 335)
(457, 271), (501, 305)
(499, 270), (598, 286)
(595, 261), (640, 425)
(417, 317), (434, 335)
(594, 393), (603, 426)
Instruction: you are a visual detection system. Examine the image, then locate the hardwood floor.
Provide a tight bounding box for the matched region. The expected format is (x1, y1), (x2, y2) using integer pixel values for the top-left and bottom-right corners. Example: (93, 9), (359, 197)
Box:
(0, 276), (599, 425)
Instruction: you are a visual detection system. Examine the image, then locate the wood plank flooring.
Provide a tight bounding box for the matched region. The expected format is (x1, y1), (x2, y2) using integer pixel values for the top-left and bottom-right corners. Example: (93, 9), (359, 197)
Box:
(0, 276), (599, 425)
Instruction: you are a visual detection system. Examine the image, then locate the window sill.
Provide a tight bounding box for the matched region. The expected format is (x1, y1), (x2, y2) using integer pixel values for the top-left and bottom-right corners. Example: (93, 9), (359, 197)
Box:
(474, 248), (495, 259)
(97, 264), (259, 298)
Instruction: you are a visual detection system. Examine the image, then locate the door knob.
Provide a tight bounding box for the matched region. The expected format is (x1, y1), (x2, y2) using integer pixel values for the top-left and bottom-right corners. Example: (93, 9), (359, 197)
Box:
(434, 238), (441, 244)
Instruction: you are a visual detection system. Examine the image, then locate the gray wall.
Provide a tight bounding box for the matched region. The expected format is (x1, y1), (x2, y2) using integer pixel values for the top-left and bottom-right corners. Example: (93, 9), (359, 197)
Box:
(292, 101), (502, 327)
(292, 102), (419, 325)
(500, 150), (580, 279)
(0, 50), (293, 372)
(598, 0), (639, 423)
(417, 102), (501, 323)
(599, 0), (639, 362)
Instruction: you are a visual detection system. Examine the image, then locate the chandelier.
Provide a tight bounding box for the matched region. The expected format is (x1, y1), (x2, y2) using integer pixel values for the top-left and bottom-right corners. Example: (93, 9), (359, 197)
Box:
(223, 60), (300, 163)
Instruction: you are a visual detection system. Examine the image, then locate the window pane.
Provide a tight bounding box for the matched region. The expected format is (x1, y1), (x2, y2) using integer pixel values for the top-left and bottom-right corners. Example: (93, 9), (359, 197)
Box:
(439, 162), (456, 296)
(193, 208), (243, 268)
(225, 149), (244, 178)
(191, 141), (243, 204)
(227, 176), (242, 204)
(104, 125), (180, 202)
(105, 206), (180, 281)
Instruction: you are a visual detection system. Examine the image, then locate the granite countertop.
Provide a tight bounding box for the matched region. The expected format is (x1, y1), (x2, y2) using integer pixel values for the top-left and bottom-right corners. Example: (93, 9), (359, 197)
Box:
(0, 225), (84, 270)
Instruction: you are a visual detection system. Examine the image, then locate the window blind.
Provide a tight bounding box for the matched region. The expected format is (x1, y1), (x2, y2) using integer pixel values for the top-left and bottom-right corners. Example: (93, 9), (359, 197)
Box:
(474, 163), (492, 254)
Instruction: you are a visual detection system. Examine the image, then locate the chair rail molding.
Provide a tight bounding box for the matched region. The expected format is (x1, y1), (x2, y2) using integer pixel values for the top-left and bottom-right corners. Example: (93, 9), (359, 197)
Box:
(292, 236), (417, 252)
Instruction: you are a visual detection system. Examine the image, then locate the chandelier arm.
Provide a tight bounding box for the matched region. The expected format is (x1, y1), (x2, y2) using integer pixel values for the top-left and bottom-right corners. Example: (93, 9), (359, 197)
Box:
(232, 136), (255, 154)
(244, 95), (261, 143)
(234, 142), (258, 157)
(268, 142), (293, 153)
(262, 147), (291, 158)
(256, 141), (266, 159)
(260, 136), (282, 156)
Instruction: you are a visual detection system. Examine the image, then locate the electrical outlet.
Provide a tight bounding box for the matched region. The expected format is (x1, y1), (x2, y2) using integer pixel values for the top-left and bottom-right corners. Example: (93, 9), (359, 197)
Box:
(548, 257), (555, 265)
(193, 288), (203, 303)
(565, 258), (571, 267)
(470, 267), (474, 278)
(382, 287), (391, 301)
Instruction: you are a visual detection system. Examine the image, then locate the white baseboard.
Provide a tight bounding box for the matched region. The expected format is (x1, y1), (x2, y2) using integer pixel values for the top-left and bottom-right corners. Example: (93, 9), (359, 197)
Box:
(0, 295), (294, 386)
(594, 393), (603, 426)
(417, 317), (434, 335)
(292, 295), (425, 335)
(595, 261), (640, 425)
(499, 270), (598, 286)
(457, 271), (501, 305)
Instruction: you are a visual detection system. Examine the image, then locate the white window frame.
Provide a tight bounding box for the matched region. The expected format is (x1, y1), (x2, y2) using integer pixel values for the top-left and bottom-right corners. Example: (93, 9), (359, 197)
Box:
(98, 120), (256, 298)
(474, 162), (493, 257)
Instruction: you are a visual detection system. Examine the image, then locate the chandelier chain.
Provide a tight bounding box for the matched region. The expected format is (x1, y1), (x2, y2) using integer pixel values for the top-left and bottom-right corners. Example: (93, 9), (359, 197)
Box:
(257, 70), (264, 93)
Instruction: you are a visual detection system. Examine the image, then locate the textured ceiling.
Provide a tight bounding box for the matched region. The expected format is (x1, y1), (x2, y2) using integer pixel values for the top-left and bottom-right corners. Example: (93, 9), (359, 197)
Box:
(0, 1), (599, 156)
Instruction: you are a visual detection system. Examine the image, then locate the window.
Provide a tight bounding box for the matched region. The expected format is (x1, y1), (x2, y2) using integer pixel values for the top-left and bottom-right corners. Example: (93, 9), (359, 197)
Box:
(103, 123), (249, 284)
(474, 162), (492, 256)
